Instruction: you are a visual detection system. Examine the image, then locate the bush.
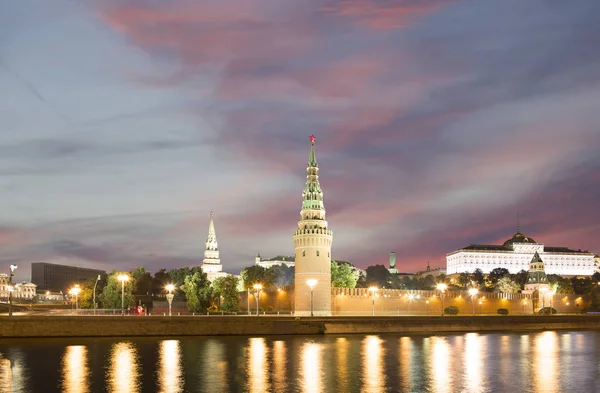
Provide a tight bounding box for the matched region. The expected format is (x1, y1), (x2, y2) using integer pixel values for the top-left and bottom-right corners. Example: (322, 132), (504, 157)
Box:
(538, 307), (557, 315)
(444, 306), (459, 315)
(497, 308), (509, 315)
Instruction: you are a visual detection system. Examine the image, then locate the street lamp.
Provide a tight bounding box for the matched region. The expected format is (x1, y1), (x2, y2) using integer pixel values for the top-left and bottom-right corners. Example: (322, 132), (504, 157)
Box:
(306, 279), (317, 317)
(69, 285), (81, 312)
(253, 284), (262, 316)
(468, 288), (478, 316)
(8, 265), (17, 317)
(368, 286), (378, 316)
(93, 275), (101, 315)
(165, 284), (175, 316)
(117, 274), (129, 315)
(437, 283), (448, 316)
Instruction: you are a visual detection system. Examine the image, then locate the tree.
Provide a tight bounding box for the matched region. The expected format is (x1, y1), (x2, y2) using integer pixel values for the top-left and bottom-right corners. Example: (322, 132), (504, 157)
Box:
(417, 274), (436, 290)
(331, 261), (359, 288)
(268, 265), (294, 287)
(488, 268), (510, 286)
(75, 278), (98, 309)
(510, 270), (529, 289)
(99, 271), (136, 309)
(181, 271), (213, 313)
(472, 269), (485, 287)
(495, 277), (521, 294)
(457, 272), (471, 288)
(153, 269), (172, 293)
(241, 265), (275, 289)
(212, 275), (241, 311)
(131, 267), (153, 296)
(365, 265), (392, 288)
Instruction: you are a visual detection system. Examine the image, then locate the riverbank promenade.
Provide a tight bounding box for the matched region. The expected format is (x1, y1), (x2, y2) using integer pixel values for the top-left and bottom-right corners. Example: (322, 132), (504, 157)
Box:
(1, 314), (599, 338)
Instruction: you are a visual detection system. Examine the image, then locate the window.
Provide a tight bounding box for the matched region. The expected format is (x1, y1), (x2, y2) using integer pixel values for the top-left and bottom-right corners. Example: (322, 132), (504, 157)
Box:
(302, 250), (306, 257)
(317, 250), (320, 257)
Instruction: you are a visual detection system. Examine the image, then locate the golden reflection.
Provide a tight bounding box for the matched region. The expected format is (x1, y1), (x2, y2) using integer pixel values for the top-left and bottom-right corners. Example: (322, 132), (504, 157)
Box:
(336, 338), (349, 392)
(248, 338), (270, 393)
(430, 337), (451, 393)
(300, 342), (323, 393)
(200, 340), (228, 392)
(361, 335), (386, 393)
(0, 355), (12, 393)
(399, 337), (413, 392)
(158, 340), (183, 393)
(62, 345), (89, 393)
(464, 333), (482, 393)
(533, 331), (558, 393)
(273, 341), (287, 392)
(107, 342), (140, 393)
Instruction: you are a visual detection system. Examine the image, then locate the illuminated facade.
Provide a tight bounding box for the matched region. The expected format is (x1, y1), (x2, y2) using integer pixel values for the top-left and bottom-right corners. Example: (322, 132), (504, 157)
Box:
(0, 274), (37, 299)
(446, 229), (595, 276)
(293, 136), (333, 316)
(255, 253), (295, 269)
(201, 212), (229, 281)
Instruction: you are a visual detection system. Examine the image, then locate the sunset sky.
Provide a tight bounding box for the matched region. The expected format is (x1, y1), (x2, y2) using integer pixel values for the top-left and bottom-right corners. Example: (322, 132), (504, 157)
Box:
(1, 0), (599, 280)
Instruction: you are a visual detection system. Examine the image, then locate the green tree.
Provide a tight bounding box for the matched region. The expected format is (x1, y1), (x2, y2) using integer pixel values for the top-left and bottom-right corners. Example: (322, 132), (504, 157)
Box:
(331, 260), (359, 288)
(488, 268), (510, 286)
(510, 270), (529, 289)
(131, 267), (153, 296)
(457, 272), (471, 288)
(99, 271), (136, 309)
(495, 277), (521, 293)
(472, 269), (485, 287)
(417, 274), (436, 290)
(75, 278), (99, 309)
(241, 265), (275, 289)
(365, 265), (392, 288)
(152, 269), (173, 294)
(181, 271), (213, 312)
(212, 275), (241, 311)
(266, 264), (294, 287)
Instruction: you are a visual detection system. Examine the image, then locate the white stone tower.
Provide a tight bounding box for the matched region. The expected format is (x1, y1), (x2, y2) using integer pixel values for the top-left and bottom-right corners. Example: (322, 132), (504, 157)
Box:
(293, 135), (333, 316)
(201, 211), (227, 281)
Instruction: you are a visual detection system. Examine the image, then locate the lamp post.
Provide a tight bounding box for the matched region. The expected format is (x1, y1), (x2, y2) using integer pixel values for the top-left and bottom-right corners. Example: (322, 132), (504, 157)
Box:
(437, 283), (447, 316)
(468, 288), (478, 316)
(306, 279), (317, 317)
(253, 284), (262, 316)
(368, 286), (378, 316)
(8, 265), (17, 317)
(93, 275), (101, 315)
(165, 284), (175, 316)
(69, 285), (81, 312)
(117, 274), (129, 315)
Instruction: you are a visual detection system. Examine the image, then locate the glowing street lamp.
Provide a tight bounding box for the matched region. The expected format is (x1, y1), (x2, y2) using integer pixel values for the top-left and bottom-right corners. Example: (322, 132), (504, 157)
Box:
(165, 284), (175, 316)
(306, 279), (318, 316)
(368, 286), (378, 316)
(69, 285), (81, 311)
(253, 283), (262, 316)
(8, 264), (17, 317)
(437, 283), (448, 316)
(117, 274), (129, 315)
(468, 288), (478, 316)
(93, 275), (101, 315)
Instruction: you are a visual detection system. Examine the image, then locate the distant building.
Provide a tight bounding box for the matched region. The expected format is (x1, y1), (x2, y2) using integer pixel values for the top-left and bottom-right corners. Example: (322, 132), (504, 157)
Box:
(200, 212), (229, 281)
(595, 254), (600, 273)
(522, 252), (551, 311)
(255, 253), (295, 269)
(446, 228), (595, 276)
(388, 252), (398, 274)
(416, 262), (446, 278)
(31, 262), (105, 292)
(0, 274), (37, 299)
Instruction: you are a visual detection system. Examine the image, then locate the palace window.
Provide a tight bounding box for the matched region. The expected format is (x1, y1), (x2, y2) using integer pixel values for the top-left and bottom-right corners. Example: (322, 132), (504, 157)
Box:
(317, 250), (320, 257)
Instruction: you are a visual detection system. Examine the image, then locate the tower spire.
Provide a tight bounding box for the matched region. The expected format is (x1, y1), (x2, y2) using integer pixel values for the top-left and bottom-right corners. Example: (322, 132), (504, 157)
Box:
(204, 212), (219, 257)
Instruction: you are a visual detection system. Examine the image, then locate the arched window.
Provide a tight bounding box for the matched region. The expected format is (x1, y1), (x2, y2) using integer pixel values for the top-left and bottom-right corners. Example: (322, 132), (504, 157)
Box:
(317, 250), (320, 257)
(302, 250), (306, 257)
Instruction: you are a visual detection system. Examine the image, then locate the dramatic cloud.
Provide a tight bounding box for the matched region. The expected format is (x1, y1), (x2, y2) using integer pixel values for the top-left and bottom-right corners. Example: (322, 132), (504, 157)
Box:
(1, 0), (599, 280)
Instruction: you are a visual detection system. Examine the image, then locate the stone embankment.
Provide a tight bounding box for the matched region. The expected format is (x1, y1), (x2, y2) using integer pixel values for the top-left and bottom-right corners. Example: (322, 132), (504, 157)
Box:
(1, 315), (599, 338)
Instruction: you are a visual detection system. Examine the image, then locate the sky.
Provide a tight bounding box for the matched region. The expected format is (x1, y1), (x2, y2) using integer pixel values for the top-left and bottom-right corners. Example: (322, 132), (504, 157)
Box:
(1, 0), (599, 281)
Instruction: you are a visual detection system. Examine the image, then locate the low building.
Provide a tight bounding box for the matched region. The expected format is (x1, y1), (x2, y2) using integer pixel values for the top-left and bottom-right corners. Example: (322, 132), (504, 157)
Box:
(31, 262), (106, 292)
(416, 263), (446, 278)
(446, 228), (595, 276)
(255, 254), (295, 269)
(0, 274), (37, 299)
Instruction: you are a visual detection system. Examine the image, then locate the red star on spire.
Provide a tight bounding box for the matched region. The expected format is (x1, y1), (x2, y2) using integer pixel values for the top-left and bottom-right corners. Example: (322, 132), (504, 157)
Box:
(309, 135), (316, 144)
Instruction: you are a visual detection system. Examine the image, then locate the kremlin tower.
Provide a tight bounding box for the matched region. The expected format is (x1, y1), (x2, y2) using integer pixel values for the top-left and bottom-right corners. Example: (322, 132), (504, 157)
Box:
(293, 135), (333, 316)
(201, 212), (227, 281)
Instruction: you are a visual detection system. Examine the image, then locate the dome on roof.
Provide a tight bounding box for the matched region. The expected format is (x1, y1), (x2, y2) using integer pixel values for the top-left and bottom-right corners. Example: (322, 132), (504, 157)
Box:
(503, 229), (536, 247)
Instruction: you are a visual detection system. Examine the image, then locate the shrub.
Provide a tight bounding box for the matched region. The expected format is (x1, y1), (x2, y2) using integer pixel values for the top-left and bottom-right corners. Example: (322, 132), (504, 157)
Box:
(497, 308), (509, 315)
(444, 306), (459, 315)
(538, 307), (557, 315)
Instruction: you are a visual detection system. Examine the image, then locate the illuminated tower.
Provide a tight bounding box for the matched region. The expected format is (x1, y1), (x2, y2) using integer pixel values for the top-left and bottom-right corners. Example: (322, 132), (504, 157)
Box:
(201, 211), (226, 281)
(293, 135), (333, 316)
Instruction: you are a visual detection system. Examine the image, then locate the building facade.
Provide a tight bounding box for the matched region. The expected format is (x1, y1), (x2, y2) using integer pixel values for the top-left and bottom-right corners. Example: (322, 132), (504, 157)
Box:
(31, 262), (105, 292)
(388, 252), (398, 274)
(201, 212), (229, 281)
(255, 254), (295, 269)
(446, 229), (595, 276)
(0, 274), (37, 299)
(293, 135), (333, 316)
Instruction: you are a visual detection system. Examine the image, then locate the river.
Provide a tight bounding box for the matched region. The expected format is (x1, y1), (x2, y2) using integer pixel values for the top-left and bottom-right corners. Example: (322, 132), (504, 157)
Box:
(0, 331), (599, 392)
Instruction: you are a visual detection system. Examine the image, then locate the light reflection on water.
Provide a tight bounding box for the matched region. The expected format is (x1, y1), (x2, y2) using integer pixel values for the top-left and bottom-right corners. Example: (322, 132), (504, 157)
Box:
(1, 331), (600, 392)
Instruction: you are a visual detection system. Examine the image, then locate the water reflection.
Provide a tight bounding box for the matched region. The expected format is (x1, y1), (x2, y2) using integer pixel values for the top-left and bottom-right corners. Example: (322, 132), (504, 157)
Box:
(157, 340), (183, 393)
(200, 339), (228, 392)
(534, 331), (558, 393)
(464, 333), (482, 393)
(430, 337), (451, 393)
(273, 341), (287, 392)
(247, 338), (269, 393)
(336, 337), (349, 392)
(300, 342), (323, 393)
(107, 342), (140, 393)
(0, 354), (12, 393)
(399, 337), (413, 392)
(61, 346), (89, 393)
(362, 335), (385, 393)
